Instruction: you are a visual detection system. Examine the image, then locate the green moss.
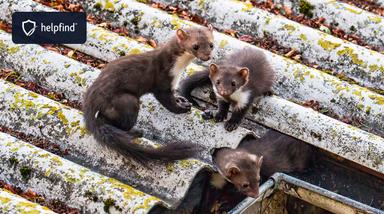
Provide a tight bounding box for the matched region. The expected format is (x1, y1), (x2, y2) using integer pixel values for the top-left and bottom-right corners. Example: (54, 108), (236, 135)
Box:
(365, 106), (371, 115)
(356, 103), (364, 110)
(0, 40), (5, 49)
(130, 13), (142, 26)
(318, 38), (341, 51)
(283, 24), (296, 34)
(20, 166), (32, 179)
(299, 0), (314, 18)
(94, 2), (102, 9)
(9, 157), (18, 165)
(198, 0), (205, 8)
(85, 191), (98, 202)
(349, 25), (356, 31)
(103, 198), (116, 213)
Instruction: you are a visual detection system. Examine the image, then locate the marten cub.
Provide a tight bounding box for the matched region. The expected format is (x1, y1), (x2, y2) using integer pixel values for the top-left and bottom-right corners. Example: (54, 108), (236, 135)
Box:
(83, 25), (214, 164)
(212, 130), (314, 198)
(178, 48), (275, 131)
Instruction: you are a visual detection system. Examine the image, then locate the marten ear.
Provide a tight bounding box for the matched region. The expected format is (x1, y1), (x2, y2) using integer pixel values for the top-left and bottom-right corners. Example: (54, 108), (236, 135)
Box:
(176, 29), (188, 42)
(207, 24), (214, 32)
(209, 63), (219, 77)
(248, 154), (259, 163)
(225, 163), (240, 177)
(239, 67), (249, 82)
(258, 156), (263, 166)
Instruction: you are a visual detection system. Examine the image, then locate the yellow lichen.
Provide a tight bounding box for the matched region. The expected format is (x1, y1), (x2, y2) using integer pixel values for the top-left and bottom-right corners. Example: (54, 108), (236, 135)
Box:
(368, 94), (384, 105)
(0, 195), (11, 203)
(283, 24), (296, 34)
(7, 46), (20, 54)
(166, 163), (175, 172)
(299, 34), (307, 41)
(151, 18), (163, 28)
(337, 47), (364, 65)
(129, 48), (142, 55)
(104, 0), (115, 12)
(51, 156), (64, 166)
(345, 7), (362, 14)
(241, 1), (253, 12)
(219, 40), (228, 48)
(132, 196), (159, 212)
(368, 16), (382, 23)
(318, 38), (341, 51)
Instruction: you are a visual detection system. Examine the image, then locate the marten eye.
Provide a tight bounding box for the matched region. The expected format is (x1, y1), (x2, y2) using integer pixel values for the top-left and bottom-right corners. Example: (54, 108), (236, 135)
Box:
(216, 80), (220, 85)
(231, 81), (236, 86)
(193, 44), (199, 50)
(242, 183), (249, 188)
(209, 43), (214, 48)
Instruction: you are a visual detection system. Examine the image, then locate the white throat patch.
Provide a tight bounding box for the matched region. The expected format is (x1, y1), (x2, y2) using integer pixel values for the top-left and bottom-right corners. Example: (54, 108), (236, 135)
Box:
(170, 52), (195, 90)
(213, 85), (251, 110)
(230, 88), (251, 110)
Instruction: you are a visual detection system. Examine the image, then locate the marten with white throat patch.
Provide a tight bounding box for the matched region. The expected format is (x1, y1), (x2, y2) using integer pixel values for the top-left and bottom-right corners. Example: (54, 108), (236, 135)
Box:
(178, 48), (275, 131)
(83, 25), (214, 164)
(212, 130), (314, 198)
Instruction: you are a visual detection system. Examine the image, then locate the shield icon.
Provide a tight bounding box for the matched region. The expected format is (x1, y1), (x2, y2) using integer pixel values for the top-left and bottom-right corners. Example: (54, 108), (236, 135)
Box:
(22, 19), (36, 37)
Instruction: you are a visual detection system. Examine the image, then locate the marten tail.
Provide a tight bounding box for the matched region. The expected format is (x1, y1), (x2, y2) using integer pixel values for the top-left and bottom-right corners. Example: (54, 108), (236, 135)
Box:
(84, 110), (198, 164)
(177, 69), (211, 107)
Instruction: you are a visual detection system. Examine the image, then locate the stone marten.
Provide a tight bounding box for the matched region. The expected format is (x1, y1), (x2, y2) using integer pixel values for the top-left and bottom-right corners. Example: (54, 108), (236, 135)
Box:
(212, 130), (314, 198)
(83, 25), (214, 164)
(178, 48), (275, 131)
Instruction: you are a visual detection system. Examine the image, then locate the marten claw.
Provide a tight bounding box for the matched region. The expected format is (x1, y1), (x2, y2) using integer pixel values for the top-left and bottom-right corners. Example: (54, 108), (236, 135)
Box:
(175, 96), (192, 110)
(224, 121), (240, 132)
(214, 113), (226, 122)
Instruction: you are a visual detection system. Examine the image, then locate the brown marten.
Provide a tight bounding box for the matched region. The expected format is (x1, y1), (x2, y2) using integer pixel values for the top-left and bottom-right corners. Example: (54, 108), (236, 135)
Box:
(83, 25), (214, 164)
(178, 48), (275, 131)
(211, 130), (314, 198)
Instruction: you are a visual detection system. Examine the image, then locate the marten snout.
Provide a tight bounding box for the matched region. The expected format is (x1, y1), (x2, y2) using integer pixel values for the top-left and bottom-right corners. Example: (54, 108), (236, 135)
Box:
(219, 89), (232, 97)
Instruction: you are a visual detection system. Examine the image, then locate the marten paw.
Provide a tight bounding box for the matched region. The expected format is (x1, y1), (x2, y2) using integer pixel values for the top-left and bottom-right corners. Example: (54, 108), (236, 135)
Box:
(214, 113), (226, 122)
(202, 110), (214, 120)
(224, 120), (240, 131)
(175, 96), (192, 111)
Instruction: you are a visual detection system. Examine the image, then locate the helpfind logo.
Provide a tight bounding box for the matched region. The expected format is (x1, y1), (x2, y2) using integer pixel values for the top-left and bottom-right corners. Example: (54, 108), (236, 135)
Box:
(22, 19), (36, 36)
(13, 12), (86, 44)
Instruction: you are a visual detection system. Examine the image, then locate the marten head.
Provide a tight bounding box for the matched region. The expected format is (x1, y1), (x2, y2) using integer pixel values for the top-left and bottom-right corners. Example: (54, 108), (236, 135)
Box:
(214, 149), (263, 198)
(209, 63), (249, 98)
(176, 25), (214, 61)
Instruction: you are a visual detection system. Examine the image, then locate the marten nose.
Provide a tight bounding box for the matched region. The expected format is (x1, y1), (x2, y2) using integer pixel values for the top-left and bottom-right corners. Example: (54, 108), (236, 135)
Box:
(246, 190), (259, 198)
(200, 55), (211, 61)
(220, 90), (230, 96)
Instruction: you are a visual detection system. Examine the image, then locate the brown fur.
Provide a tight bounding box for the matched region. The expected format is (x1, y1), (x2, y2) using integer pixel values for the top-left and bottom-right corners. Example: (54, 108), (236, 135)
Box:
(82, 26), (214, 164)
(178, 48), (275, 131)
(212, 130), (314, 198)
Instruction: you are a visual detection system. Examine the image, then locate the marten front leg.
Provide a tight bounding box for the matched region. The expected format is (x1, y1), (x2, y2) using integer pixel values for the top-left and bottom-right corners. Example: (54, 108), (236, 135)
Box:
(154, 90), (192, 114)
(202, 99), (230, 122)
(225, 103), (251, 131)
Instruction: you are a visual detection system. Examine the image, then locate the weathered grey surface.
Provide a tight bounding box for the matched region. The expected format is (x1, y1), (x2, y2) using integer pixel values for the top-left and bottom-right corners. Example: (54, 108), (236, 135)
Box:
(0, 130), (163, 213)
(0, 32), (254, 205)
(72, 0), (384, 137)
(0, 189), (56, 214)
(155, 0), (384, 92)
(263, 0), (384, 51)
